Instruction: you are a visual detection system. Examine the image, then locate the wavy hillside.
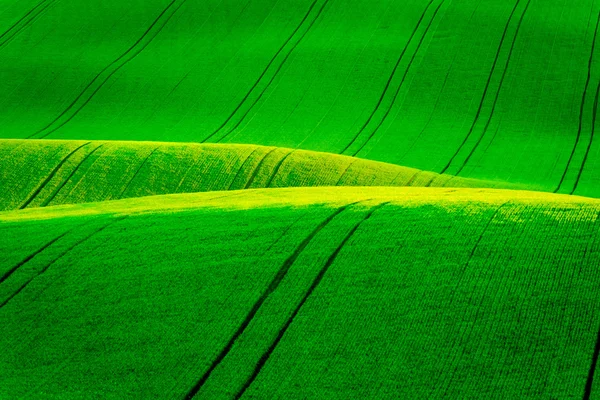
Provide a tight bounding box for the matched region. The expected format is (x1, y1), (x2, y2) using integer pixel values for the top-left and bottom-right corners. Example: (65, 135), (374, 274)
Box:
(0, 139), (524, 211)
(1, 0), (599, 196)
(2, 1), (599, 398)
(1, 187), (599, 398)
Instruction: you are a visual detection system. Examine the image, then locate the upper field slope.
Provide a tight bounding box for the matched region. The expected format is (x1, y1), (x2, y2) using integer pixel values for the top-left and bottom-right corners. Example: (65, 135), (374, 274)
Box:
(0, 139), (522, 211)
(0, 187), (599, 398)
(0, 0), (599, 196)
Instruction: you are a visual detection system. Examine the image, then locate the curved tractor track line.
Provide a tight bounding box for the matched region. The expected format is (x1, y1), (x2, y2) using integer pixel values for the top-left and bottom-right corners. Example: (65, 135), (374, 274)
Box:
(208, 0), (331, 144)
(341, 0), (439, 155)
(234, 201), (390, 399)
(201, 0), (320, 143)
(447, 200), (511, 303)
(226, 147), (262, 191)
(440, 0), (525, 175)
(584, 308), (600, 399)
(41, 144), (105, 207)
(243, 148), (278, 189)
(19, 142), (91, 209)
(453, 0), (531, 176)
(265, 150), (295, 187)
(29, 0), (188, 139)
(0, 217), (126, 310)
(400, 0), (481, 163)
(555, 9), (600, 194)
(118, 147), (160, 198)
(182, 202), (360, 400)
(0, 231), (69, 285)
(334, 159), (358, 185)
(435, 200), (512, 396)
(351, 0), (446, 158)
(571, 77), (600, 195)
(0, 0), (56, 49)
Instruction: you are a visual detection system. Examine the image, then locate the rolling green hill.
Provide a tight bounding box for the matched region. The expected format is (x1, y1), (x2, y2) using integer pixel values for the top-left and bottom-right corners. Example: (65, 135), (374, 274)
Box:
(0, 139), (526, 211)
(1, 187), (599, 398)
(2, 0), (600, 398)
(1, 0), (599, 196)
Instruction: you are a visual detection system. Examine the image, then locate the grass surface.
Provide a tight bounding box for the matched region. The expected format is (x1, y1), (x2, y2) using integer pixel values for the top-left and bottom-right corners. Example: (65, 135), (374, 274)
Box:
(1, 0), (600, 196)
(1, 187), (599, 398)
(0, 139), (524, 211)
(2, 0), (600, 398)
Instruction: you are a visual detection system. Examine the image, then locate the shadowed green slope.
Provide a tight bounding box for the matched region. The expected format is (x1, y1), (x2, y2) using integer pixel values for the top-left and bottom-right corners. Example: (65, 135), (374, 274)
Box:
(0, 187), (599, 398)
(1, 0), (599, 196)
(0, 139), (525, 211)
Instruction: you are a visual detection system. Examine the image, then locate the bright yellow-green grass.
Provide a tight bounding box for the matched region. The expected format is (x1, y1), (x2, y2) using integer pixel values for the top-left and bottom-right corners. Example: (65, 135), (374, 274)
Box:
(1, 187), (599, 398)
(0, 139), (525, 211)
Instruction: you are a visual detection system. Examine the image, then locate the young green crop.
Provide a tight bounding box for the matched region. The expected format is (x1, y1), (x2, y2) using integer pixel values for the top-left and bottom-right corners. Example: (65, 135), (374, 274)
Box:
(0, 139), (522, 211)
(0, 187), (598, 398)
(1, 1), (598, 195)
(1, 0), (600, 398)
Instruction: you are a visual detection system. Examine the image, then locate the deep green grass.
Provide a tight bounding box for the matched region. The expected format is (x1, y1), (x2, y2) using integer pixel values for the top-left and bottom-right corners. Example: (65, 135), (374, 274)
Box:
(1, 0), (599, 196)
(0, 139), (525, 211)
(0, 187), (599, 398)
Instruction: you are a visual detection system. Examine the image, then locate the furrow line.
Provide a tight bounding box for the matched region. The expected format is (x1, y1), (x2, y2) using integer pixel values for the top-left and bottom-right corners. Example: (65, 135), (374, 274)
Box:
(440, 0), (523, 174)
(449, 200), (511, 305)
(212, 0), (331, 144)
(243, 148), (278, 189)
(454, 0), (531, 175)
(335, 159), (358, 186)
(583, 325), (600, 400)
(351, 0), (446, 157)
(401, 1), (483, 161)
(30, 0), (187, 139)
(571, 77), (600, 195)
(182, 202), (358, 399)
(263, 214), (307, 255)
(118, 147), (160, 198)
(340, 0), (437, 155)
(234, 201), (390, 398)
(463, 201), (510, 268)
(424, 174), (437, 187)
(41, 144), (105, 207)
(405, 170), (422, 186)
(433, 200), (512, 396)
(555, 8), (600, 193)
(19, 142), (91, 209)
(226, 147), (262, 190)
(0, 217), (127, 310)
(0, 0), (54, 49)
(0, 230), (69, 285)
(172, 157), (204, 193)
(265, 150), (295, 187)
(201, 0), (320, 143)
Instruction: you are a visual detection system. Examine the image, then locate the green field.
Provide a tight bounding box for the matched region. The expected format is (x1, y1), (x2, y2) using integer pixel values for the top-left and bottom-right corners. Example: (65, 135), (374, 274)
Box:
(1, 0), (600, 398)
(0, 139), (526, 211)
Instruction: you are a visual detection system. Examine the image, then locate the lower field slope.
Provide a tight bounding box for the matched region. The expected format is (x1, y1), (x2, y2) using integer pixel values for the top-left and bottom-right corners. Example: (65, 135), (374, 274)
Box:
(1, 187), (599, 398)
(0, 139), (524, 211)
